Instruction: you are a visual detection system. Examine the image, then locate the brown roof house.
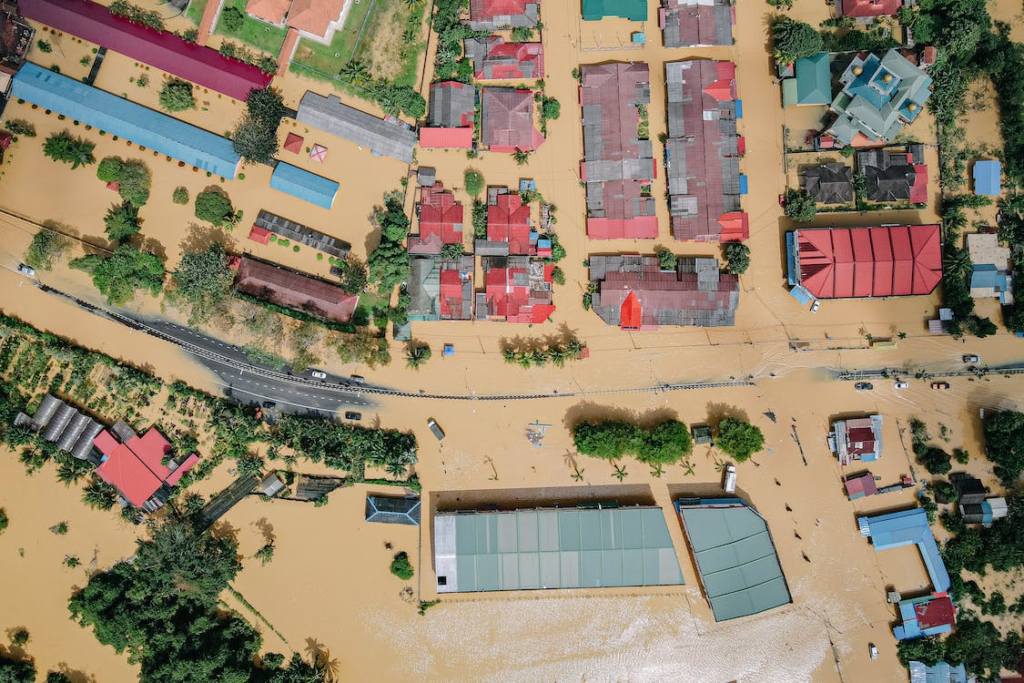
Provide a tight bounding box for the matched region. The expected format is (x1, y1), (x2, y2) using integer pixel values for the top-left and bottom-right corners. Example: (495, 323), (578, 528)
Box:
(232, 255), (359, 324)
(588, 255), (739, 329)
(802, 162), (854, 205)
(480, 87), (544, 153)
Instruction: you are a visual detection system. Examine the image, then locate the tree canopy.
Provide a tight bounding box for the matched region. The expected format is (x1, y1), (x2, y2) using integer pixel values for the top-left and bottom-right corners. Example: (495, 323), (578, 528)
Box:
(573, 418), (693, 464)
(983, 410), (1024, 483)
(43, 131), (96, 169)
(194, 190), (236, 226)
(103, 202), (142, 242)
(715, 419), (764, 462)
(232, 88), (285, 165)
(723, 242), (751, 274)
(464, 169), (484, 196)
(771, 18), (823, 64)
(368, 194), (411, 291)
(25, 229), (72, 271)
(158, 79), (196, 112)
(0, 656), (35, 683)
(96, 156), (151, 206)
(784, 188), (817, 222)
(170, 243), (235, 325)
(69, 244), (165, 306)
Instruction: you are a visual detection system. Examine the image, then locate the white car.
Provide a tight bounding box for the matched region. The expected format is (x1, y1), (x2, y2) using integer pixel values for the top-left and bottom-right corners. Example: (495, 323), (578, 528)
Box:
(963, 354), (981, 364)
(310, 370), (327, 379)
(869, 644), (878, 660)
(17, 263), (35, 277)
(894, 381), (909, 390)
(810, 300), (820, 313)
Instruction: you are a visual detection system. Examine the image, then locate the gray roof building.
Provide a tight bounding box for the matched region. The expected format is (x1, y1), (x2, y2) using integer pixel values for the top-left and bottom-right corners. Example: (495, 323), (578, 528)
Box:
(296, 91), (417, 164)
(676, 498), (792, 621)
(253, 210), (350, 259)
(365, 496), (421, 525)
(16, 394), (102, 461)
(802, 162), (854, 204)
(427, 81), (476, 128)
(856, 148), (921, 202)
(661, 0), (734, 47)
(407, 254), (474, 322)
(258, 472), (286, 498)
(434, 504), (685, 593)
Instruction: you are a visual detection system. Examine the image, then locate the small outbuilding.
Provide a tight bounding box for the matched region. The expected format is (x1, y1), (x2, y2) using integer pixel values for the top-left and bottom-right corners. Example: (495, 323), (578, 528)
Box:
(258, 472), (286, 498)
(365, 496), (421, 525)
(973, 159), (1001, 196)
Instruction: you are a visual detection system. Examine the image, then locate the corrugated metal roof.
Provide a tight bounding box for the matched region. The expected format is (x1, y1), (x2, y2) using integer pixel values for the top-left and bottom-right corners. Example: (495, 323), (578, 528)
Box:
(12, 64), (240, 178)
(858, 508), (950, 592)
(428, 81), (476, 129)
(434, 505), (684, 593)
(677, 499), (792, 621)
(466, 0), (538, 30)
(365, 496), (421, 525)
(296, 92), (416, 164)
(269, 162), (338, 209)
(973, 159), (1001, 196)
(661, 0), (733, 47)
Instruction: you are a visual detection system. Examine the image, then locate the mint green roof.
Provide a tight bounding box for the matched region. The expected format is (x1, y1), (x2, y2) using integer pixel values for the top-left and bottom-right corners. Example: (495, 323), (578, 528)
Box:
(795, 53), (831, 106)
(781, 78), (798, 107)
(434, 505), (684, 593)
(582, 0), (647, 21)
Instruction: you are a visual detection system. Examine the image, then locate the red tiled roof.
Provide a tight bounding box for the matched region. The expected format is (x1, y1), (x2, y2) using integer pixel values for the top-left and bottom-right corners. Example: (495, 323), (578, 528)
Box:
(842, 0), (901, 17)
(910, 162), (928, 203)
(481, 257), (554, 322)
(488, 192), (532, 254)
(234, 255), (359, 323)
(246, 0), (289, 24)
(19, 0), (272, 100)
(438, 267), (467, 319)
(915, 594), (955, 630)
(283, 132), (304, 154)
(797, 225), (941, 299)
(470, 0), (531, 21)
(249, 225), (272, 245)
(419, 127), (474, 149)
(418, 182), (464, 245)
(287, 0), (346, 37)
(481, 88), (542, 151)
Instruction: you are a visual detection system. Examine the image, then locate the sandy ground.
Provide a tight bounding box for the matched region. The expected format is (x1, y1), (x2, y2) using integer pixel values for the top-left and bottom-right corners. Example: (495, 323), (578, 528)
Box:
(2, 0), (1024, 680)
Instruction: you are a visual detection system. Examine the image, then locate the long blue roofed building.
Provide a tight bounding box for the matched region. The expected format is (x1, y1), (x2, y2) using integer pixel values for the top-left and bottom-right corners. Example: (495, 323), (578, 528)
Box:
(12, 63), (241, 178)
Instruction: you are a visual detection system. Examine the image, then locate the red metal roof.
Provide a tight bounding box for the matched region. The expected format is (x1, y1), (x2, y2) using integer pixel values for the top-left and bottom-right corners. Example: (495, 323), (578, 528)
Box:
(481, 88), (541, 151)
(19, 0), (272, 101)
(844, 472), (878, 497)
(418, 183), (464, 245)
(488, 192), (533, 254)
(249, 225), (272, 245)
(797, 225), (941, 299)
(92, 429), (120, 457)
(473, 37), (544, 79)
(419, 127), (474, 149)
(718, 213), (749, 241)
(915, 594), (955, 630)
(470, 0), (532, 21)
(164, 453), (199, 486)
(127, 429), (172, 479)
(587, 215), (659, 239)
(910, 162), (928, 203)
(620, 291), (643, 329)
(234, 256), (359, 323)
(842, 0), (901, 17)
(283, 132), (304, 154)
(96, 443), (163, 507)
(438, 267), (466, 319)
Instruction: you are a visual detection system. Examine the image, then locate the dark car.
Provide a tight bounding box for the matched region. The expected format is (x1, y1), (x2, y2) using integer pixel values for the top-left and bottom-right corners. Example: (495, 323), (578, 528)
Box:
(262, 401), (276, 409)
(344, 411), (362, 420)
(855, 382), (873, 391)
(350, 375), (365, 385)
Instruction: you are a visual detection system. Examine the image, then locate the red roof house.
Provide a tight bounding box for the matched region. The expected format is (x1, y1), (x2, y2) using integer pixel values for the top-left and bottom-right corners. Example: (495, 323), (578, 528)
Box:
(794, 225), (942, 299)
(466, 36), (544, 80)
(842, 0), (901, 18)
(477, 255), (554, 323)
(844, 472), (879, 499)
(94, 427), (199, 507)
(481, 87), (544, 152)
(487, 191), (533, 254)
(421, 81), (475, 149)
(419, 127), (475, 149)
(467, 0), (538, 30)
(417, 182), (464, 245)
(283, 132), (304, 154)
(19, 0), (272, 100)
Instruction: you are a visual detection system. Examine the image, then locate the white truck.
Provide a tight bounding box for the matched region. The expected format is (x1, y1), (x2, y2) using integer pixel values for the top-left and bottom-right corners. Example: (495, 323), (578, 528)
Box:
(723, 464), (737, 494)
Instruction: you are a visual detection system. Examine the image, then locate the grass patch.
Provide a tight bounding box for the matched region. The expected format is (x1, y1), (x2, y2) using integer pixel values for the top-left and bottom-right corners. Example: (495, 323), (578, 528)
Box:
(215, 0), (288, 53)
(185, 0), (209, 25)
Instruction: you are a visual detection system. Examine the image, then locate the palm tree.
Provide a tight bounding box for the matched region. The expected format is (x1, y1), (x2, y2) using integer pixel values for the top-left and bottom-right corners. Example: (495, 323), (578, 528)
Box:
(650, 463), (664, 478)
(565, 337), (585, 358)
(385, 461), (407, 479)
(681, 460), (695, 477)
(528, 349), (548, 367)
(612, 464), (628, 481)
(405, 343), (432, 370)
(513, 148), (530, 165)
(571, 467), (585, 482)
(548, 346), (568, 368)
(944, 248), (972, 279)
(516, 352), (532, 369)
(82, 476), (117, 510)
(502, 348), (517, 364)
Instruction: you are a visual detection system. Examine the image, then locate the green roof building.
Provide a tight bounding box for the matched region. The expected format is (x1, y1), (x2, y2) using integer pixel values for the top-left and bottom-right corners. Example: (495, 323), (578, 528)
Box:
(826, 49), (933, 146)
(582, 0), (648, 21)
(434, 504), (684, 593)
(782, 52), (832, 107)
(676, 498), (792, 621)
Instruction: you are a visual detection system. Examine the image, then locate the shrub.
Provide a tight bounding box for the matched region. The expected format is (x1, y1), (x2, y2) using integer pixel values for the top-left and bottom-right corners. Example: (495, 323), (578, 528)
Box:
(136, 73), (149, 88)
(36, 39), (52, 53)
(194, 189), (235, 226)
(716, 419), (765, 462)
(656, 248), (677, 270)
(172, 186), (189, 204)
(43, 131), (96, 169)
(390, 551), (414, 580)
(784, 188), (817, 222)
(551, 266), (565, 285)
(4, 120), (36, 137)
(724, 242), (751, 274)
(158, 79), (196, 112)
(541, 97), (561, 120)
(0, 508), (7, 534)
(96, 156), (125, 182)
(10, 628), (29, 646)
(464, 169), (484, 196)
(510, 26), (534, 42)
(220, 6), (245, 32)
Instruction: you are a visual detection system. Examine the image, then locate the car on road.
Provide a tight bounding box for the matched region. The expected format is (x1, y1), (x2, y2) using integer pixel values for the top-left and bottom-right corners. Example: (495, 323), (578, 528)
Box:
(310, 370), (327, 380)
(869, 644), (878, 660)
(344, 411), (362, 420)
(17, 263), (35, 277)
(427, 418), (445, 440)
(963, 354), (981, 364)
(262, 401), (276, 409)
(893, 381), (909, 390)
(810, 300), (820, 313)
(931, 381), (950, 390)
(855, 382), (873, 391)
(350, 375), (365, 385)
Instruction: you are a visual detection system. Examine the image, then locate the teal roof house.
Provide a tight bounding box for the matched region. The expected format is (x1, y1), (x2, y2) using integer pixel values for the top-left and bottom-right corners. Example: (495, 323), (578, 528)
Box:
(582, 0), (647, 21)
(782, 53), (832, 107)
(826, 49), (933, 146)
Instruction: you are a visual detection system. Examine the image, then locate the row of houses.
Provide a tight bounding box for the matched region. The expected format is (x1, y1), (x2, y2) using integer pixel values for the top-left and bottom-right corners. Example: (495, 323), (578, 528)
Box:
(802, 145), (928, 206)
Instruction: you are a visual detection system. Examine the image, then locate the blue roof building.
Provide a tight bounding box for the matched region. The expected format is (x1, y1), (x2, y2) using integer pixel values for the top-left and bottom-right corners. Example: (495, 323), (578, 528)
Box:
(12, 63), (240, 178)
(908, 661), (969, 683)
(857, 508), (950, 592)
(270, 163), (339, 210)
(973, 160), (1001, 196)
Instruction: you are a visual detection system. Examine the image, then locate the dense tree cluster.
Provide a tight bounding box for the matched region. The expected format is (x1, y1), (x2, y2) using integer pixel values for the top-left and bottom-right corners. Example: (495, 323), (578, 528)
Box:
(103, 202), (142, 242)
(42, 131), (96, 169)
(169, 243), (236, 326)
(723, 243), (751, 275)
(96, 156), (151, 206)
(69, 244), (165, 306)
(232, 88), (287, 165)
(573, 419), (693, 465)
(771, 18), (822, 64)
(0, 655), (35, 683)
(368, 193), (411, 291)
(715, 419), (764, 462)
(432, 0), (489, 83)
(982, 410), (1024, 483)
(194, 189), (236, 226)
(24, 229), (71, 271)
(783, 188), (816, 222)
(158, 79), (196, 113)
(273, 414), (417, 477)
(998, 196), (1024, 333)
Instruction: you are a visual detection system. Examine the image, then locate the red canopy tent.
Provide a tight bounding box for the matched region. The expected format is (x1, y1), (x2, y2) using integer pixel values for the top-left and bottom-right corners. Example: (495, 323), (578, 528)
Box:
(283, 132), (303, 154)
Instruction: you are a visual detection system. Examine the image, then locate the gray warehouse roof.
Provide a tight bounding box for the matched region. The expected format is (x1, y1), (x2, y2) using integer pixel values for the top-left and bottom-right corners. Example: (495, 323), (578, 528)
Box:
(676, 498), (792, 621)
(296, 91), (417, 164)
(434, 505), (684, 593)
(366, 496), (421, 525)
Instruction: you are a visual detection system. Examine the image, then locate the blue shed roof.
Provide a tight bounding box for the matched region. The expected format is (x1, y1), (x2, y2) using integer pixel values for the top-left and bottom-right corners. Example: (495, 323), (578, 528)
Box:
(908, 661), (968, 683)
(12, 63), (240, 178)
(270, 163), (339, 210)
(858, 508), (950, 592)
(973, 160), (1001, 196)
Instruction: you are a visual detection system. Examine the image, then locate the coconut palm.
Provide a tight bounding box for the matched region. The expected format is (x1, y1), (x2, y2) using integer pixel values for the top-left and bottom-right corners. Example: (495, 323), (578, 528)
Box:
(650, 463), (664, 478)
(565, 336), (585, 358)
(502, 348), (517, 364)
(405, 344), (432, 370)
(571, 467), (585, 482)
(612, 463), (628, 481)
(944, 248), (972, 279)
(528, 349), (548, 367)
(516, 352), (532, 369)
(513, 148), (530, 165)
(548, 345), (568, 368)
(82, 476), (117, 510)
(385, 461), (407, 479)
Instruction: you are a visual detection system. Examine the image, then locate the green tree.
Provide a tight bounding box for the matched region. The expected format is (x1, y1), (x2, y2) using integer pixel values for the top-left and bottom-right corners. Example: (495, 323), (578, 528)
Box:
(115, 160), (151, 206)
(390, 551), (414, 580)
(172, 186), (189, 205)
(36, 38), (52, 52)
(220, 5), (244, 31)
(0, 656), (35, 683)
(25, 229), (72, 271)
(716, 419), (765, 462)
(231, 118), (278, 165)
(405, 343), (431, 370)
(541, 97), (561, 120)
(0, 508), (7, 534)
(9, 629), (28, 646)
(983, 410), (1024, 483)
(194, 189), (236, 226)
(784, 188), (817, 222)
(70, 245), (165, 306)
(656, 248), (677, 270)
(96, 156), (124, 182)
(918, 447), (953, 475)
(4, 120), (36, 137)
(254, 541), (275, 565)
(368, 194), (412, 291)
(513, 148), (530, 165)
(896, 635), (944, 666)
(170, 243), (235, 325)
(724, 242), (751, 274)
(158, 79), (196, 112)
(81, 476), (118, 510)
(771, 18), (823, 63)
(464, 169), (484, 196)
(336, 256), (368, 295)
(931, 479), (959, 503)
(103, 202), (142, 242)
(440, 243), (464, 260)
(46, 673), (72, 683)
(510, 26), (534, 42)
(638, 420), (693, 464)
(43, 131), (96, 169)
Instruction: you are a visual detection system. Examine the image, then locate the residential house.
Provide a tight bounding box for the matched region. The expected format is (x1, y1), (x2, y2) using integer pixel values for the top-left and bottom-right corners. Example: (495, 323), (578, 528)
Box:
(476, 255), (555, 323)
(476, 185), (534, 255)
(588, 255), (739, 328)
(828, 415), (883, 466)
(786, 225), (942, 299)
(782, 52), (831, 107)
(660, 0), (734, 47)
(973, 159), (1001, 196)
(580, 62), (657, 239)
(840, 0), (902, 20)
(409, 182), (464, 254)
(232, 255), (359, 324)
(296, 91), (417, 164)
(665, 60), (748, 241)
(465, 36), (544, 80)
(894, 594), (956, 641)
(856, 145), (927, 203)
(94, 425), (199, 510)
(421, 81), (476, 149)
(826, 49), (933, 146)
(365, 496), (421, 525)
(480, 87), (544, 152)
(407, 255), (474, 321)
(802, 162), (854, 205)
(967, 233), (1013, 303)
(907, 662), (969, 683)
(464, 0), (538, 31)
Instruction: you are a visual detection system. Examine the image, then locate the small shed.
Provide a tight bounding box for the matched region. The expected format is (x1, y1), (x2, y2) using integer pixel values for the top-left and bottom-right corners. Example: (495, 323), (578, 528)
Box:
(283, 132), (303, 154)
(973, 160), (1001, 196)
(417, 166), (436, 187)
(258, 472), (286, 498)
(248, 224), (272, 245)
(691, 425), (712, 445)
(309, 143), (328, 163)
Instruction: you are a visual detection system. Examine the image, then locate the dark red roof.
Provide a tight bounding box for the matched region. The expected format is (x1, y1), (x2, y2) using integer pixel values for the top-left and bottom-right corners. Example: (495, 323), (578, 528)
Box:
(481, 257), (554, 323)
(249, 225), (272, 245)
(472, 37), (544, 79)
(19, 0), (272, 100)
(910, 162), (928, 203)
(419, 127), (474, 149)
(846, 426), (876, 455)
(842, 0), (901, 17)
(488, 192), (533, 254)
(844, 473), (879, 497)
(234, 256), (359, 323)
(470, 0), (531, 21)
(915, 594), (955, 629)
(797, 225), (941, 299)
(283, 132), (304, 154)
(438, 267), (468, 319)
(165, 453), (199, 485)
(418, 183), (464, 245)
(588, 215), (659, 239)
(481, 88), (543, 152)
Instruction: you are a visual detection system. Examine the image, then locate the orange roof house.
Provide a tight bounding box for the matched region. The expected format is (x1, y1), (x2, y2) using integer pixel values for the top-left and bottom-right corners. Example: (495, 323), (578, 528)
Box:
(286, 0), (346, 37)
(246, 0), (290, 25)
